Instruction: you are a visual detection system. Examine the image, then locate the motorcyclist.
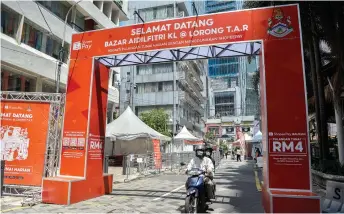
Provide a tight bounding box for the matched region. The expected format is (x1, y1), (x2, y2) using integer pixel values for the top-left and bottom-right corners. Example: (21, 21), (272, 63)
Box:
(205, 146), (216, 168)
(185, 145), (215, 202)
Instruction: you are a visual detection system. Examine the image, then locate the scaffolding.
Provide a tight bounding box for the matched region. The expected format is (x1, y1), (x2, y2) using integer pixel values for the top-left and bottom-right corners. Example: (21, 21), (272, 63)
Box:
(0, 91), (65, 206)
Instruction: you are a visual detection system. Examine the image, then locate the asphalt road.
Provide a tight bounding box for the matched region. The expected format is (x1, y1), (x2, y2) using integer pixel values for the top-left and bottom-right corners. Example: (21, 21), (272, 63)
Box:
(2, 159), (264, 213)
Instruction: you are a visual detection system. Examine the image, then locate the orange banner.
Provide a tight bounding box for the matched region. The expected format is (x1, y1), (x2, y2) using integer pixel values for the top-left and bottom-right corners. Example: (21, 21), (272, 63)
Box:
(152, 139), (161, 169)
(70, 6), (300, 60)
(0, 101), (50, 186)
(185, 140), (203, 145)
(59, 58), (94, 177)
(86, 61), (109, 178)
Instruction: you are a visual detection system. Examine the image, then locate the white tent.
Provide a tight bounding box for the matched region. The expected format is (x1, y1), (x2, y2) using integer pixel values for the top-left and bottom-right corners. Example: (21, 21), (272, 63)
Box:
(106, 107), (171, 141)
(174, 126), (201, 141)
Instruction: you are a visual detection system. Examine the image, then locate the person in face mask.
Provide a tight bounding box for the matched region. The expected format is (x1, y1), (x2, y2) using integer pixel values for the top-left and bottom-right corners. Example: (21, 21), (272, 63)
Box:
(185, 145), (215, 201)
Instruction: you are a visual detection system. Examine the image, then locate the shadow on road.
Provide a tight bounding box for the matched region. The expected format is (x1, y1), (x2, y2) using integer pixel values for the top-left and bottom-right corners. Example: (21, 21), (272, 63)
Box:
(110, 160), (264, 213)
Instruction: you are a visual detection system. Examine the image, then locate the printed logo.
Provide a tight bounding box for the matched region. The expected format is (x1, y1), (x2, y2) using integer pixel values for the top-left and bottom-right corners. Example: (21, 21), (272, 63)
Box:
(268, 8), (293, 38)
(72, 41), (92, 51)
(269, 132), (274, 136)
(73, 42), (81, 50)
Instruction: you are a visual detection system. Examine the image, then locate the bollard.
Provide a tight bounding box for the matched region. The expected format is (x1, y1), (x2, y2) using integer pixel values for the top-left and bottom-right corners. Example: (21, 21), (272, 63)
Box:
(1, 160), (5, 196)
(103, 155), (109, 174)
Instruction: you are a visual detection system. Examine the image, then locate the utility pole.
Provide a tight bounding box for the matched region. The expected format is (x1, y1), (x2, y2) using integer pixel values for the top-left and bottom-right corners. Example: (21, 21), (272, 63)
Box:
(171, 1), (177, 153)
(56, 0), (83, 93)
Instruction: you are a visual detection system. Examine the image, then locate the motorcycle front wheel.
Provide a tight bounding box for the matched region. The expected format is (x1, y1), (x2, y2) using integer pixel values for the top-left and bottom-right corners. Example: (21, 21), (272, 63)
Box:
(185, 195), (197, 213)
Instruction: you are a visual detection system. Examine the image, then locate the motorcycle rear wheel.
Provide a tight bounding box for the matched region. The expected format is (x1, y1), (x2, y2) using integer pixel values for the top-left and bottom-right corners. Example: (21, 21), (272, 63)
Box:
(185, 195), (197, 213)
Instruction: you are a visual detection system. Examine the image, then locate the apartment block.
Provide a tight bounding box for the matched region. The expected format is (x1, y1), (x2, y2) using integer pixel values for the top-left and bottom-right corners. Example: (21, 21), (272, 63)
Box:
(1, 0), (128, 123)
(119, 1), (207, 140)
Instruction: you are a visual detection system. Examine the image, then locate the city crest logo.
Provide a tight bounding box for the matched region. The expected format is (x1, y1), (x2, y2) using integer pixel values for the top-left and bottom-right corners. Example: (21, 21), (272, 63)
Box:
(268, 8), (293, 38)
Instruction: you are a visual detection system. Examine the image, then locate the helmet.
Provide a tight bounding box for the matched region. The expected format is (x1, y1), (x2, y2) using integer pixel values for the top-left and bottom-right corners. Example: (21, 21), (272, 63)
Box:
(205, 146), (213, 157)
(195, 145), (205, 158)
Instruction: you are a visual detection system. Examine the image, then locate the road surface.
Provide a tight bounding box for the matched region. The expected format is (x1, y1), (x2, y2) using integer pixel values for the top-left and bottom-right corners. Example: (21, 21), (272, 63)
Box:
(2, 159), (263, 213)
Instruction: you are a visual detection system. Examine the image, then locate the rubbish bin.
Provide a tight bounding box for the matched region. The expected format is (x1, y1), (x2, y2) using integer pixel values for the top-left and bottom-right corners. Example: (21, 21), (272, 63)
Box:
(1, 160), (5, 196)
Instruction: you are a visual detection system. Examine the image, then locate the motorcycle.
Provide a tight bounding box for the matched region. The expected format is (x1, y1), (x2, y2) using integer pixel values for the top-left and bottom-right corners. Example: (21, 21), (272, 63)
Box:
(181, 162), (214, 213)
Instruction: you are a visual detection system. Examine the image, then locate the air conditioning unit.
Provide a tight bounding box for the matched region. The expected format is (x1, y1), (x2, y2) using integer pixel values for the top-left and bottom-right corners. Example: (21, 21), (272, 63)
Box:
(178, 11), (184, 17)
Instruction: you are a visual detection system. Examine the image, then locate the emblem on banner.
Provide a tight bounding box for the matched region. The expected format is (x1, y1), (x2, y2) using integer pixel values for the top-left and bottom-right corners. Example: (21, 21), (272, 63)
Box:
(26, 105), (32, 112)
(268, 8), (293, 38)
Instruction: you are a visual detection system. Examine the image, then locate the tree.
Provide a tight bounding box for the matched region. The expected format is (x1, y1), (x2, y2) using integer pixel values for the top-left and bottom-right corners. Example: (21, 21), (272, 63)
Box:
(204, 131), (216, 144)
(219, 140), (228, 153)
(140, 108), (171, 137)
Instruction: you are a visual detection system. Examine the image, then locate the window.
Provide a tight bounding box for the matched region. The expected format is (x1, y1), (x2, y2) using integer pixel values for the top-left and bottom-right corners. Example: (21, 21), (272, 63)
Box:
(37, 1), (73, 26)
(74, 10), (85, 32)
(1, 4), (20, 39)
(158, 82), (163, 92)
(111, 70), (118, 87)
(1, 71), (34, 92)
(45, 36), (70, 63)
(21, 21), (43, 51)
(139, 5), (174, 22)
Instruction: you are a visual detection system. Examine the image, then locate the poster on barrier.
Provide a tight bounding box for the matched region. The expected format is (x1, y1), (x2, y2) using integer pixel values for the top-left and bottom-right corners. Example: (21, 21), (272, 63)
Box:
(152, 139), (161, 169)
(0, 101), (50, 186)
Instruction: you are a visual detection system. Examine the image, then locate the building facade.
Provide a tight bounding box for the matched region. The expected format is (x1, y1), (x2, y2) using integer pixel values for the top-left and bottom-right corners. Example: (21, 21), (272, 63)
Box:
(119, 1), (207, 141)
(1, 0), (128, 123)
(205, 116), (256, 141)
(204, 0), (259, 119)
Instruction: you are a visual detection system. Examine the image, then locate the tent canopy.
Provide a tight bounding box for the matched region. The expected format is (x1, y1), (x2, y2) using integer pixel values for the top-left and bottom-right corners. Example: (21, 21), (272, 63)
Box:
(106, 107), (171, 141)
(174, 126), (201, 141)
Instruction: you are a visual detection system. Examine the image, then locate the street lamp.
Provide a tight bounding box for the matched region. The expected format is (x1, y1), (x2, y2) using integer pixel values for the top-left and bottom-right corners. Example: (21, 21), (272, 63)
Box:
(56, 0), (83, 93)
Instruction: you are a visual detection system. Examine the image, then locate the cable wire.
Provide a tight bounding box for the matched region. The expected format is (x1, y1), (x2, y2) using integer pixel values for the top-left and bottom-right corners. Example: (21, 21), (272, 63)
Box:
(35, 2), (54, 35)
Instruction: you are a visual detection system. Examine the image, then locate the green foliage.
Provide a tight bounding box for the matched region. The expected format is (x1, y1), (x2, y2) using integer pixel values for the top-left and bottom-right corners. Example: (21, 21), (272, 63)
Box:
(112, 111), (118, 120)
(312, 160), (344, 176)
(140, 108), (171, 137)
(204, 131), (216, 144)
(219, 140), (228, 153)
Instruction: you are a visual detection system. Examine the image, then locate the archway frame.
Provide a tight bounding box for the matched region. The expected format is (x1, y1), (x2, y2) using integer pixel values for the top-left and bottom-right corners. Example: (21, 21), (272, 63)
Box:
(41, 4), (320, 213)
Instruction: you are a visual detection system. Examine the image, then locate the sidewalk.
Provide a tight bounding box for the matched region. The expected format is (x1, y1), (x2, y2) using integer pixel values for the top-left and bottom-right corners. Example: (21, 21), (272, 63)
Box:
(254, 163), (327, 212)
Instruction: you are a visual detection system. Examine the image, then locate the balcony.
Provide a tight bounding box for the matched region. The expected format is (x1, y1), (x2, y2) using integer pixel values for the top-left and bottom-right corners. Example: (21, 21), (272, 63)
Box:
(135, 72), (174, 83)
(178, 71), (204, 103)
(113, 0), (123, 9)
(134, 91), (175, 106)
(179, 91), (204, 115)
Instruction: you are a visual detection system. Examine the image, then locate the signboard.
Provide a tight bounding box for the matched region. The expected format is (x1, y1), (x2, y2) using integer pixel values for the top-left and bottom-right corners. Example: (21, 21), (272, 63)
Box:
(152, 139), (161, 169)
(326, 181), (344, 204)
(0, 101), (50, 186)
(242, 127), (251, 132)
(267, 132), (310, 189)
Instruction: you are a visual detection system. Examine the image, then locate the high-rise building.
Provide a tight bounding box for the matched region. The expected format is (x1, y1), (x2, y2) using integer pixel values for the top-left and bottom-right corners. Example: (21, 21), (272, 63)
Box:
(204, 0), (255, 119)
(1, 0), (129, 124)
(119, 1), (207, 142)
(186, 0), (206, 16)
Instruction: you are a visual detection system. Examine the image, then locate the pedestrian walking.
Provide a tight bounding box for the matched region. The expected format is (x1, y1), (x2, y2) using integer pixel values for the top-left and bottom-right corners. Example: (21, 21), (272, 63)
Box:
(236, 149), (241, 162)
(225, 152), (228, 159)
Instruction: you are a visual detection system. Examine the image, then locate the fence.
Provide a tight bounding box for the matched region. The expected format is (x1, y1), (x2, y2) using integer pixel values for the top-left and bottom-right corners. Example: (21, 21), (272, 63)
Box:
(118, 150), (222, 182)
